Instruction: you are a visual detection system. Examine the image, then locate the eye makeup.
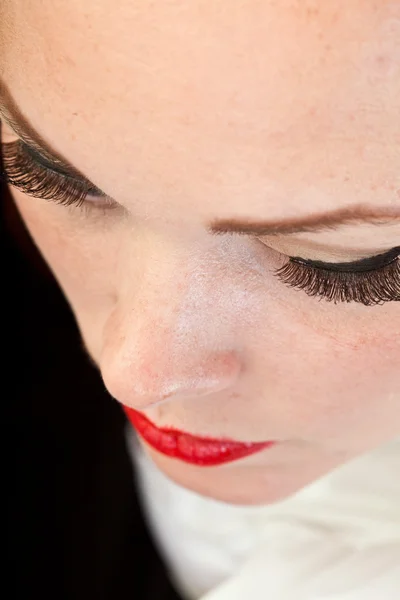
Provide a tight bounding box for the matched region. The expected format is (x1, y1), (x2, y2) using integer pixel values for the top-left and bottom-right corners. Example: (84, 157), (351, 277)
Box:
(276, 248), (399, 306)
(1, 137), (111, 208)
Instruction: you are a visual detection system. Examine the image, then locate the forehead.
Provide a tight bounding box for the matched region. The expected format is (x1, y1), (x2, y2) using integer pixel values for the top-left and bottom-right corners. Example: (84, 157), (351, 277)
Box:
(2, 0), (400, 220)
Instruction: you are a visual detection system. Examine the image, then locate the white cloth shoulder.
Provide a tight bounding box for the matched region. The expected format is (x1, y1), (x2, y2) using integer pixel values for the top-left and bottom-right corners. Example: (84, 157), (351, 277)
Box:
(125, 429), (400, 600)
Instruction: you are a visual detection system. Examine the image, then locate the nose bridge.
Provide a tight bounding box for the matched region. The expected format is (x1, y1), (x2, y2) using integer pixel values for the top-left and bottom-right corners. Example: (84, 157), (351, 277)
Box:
(100, 241), (241, 408)
(129, 240), (209, 350)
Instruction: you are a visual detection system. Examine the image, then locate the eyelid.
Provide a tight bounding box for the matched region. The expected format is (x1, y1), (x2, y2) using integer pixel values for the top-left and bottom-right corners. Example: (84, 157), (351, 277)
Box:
(19, 141), (107, 197)
(1, 115), (104, 192)
(291, 246), (400, 273)
(1, 137), (116, 210)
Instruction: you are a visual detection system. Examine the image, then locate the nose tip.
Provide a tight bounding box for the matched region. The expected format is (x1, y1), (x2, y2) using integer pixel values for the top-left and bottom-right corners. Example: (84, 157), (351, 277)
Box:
(102, 349), (242, 411)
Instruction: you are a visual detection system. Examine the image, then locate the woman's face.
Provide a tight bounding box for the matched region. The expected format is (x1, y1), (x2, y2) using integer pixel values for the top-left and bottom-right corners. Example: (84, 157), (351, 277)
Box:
(1, 0), (399, 504)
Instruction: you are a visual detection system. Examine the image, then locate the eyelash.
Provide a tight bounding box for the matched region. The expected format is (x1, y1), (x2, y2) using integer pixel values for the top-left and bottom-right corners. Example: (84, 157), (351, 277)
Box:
(1, 138), (399, 307)
(276, 253), (399, 307)
(0, 139), (106, 208)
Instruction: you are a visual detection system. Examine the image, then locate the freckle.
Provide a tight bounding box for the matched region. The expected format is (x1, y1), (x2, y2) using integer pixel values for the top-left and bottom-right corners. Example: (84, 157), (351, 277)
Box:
(373, 53), (394, 77)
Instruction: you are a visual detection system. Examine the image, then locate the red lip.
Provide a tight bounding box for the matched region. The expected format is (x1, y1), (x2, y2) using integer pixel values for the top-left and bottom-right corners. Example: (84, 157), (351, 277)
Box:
(123, 406), (276, 466)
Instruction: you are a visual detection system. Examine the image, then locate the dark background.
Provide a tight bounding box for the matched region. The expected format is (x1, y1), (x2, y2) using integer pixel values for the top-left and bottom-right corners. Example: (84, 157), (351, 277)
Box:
(2, 134), (182, 599)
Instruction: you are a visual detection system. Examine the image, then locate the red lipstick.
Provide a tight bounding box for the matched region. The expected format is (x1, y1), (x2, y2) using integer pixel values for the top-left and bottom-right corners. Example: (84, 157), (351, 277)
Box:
(123, 406), (276, 466)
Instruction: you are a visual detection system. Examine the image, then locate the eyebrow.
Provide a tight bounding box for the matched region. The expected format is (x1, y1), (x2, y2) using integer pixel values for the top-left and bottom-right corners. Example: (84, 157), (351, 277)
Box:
(1, 78), (399, 237)
(209, 205), (400, 236)
(0, 77), (95, 184)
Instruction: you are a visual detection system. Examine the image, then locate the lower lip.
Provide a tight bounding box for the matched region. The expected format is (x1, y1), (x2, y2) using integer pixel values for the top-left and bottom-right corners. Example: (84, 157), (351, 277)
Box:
(123, 406), (276, 466)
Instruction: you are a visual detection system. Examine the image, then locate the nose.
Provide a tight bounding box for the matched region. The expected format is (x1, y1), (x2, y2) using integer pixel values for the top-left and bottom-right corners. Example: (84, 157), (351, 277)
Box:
(99, 248), (242, 410)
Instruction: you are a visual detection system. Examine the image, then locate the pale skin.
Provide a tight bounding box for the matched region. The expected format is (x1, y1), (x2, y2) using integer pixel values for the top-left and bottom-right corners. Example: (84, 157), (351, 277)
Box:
(1, 0), (399, 504)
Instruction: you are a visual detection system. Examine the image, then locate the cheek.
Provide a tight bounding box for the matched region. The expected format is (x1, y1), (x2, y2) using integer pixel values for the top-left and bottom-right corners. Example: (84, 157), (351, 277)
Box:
(281, 319), (400, 448)
(13, 192), (117, 349)
(239, 287), (400, 450)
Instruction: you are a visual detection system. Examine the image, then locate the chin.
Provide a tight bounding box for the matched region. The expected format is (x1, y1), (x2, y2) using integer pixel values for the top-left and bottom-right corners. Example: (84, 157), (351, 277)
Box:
(144, 443), (304, 506)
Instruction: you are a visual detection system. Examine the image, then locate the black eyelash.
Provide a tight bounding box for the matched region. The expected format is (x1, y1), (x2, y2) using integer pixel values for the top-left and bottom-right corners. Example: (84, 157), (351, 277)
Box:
(0, 139), (98, 207)
(276, 251), (400, 306)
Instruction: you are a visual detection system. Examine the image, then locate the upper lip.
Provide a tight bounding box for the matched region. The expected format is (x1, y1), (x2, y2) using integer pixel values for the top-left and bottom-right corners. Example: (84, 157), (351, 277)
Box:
(136, 409), (275, 444)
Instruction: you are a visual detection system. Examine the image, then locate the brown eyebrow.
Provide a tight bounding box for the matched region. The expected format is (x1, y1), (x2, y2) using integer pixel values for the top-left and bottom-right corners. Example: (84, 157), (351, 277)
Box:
(209, 205), (400, 236)
(0, 77), (94, 183)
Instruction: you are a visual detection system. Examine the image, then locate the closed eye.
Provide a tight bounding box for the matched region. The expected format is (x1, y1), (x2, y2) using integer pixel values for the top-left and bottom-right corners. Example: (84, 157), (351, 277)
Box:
(275, 246), (400, 306)
(0, 138), (115, 210)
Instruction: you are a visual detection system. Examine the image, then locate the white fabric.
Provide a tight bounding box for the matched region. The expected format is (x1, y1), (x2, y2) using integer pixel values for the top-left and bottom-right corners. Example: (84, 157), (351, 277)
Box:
(125, 429), (400, 600)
